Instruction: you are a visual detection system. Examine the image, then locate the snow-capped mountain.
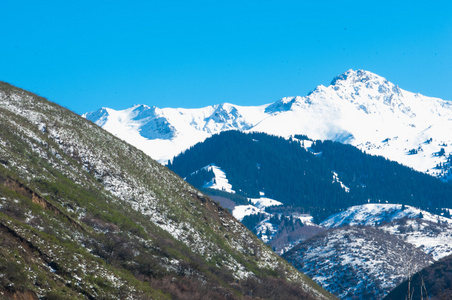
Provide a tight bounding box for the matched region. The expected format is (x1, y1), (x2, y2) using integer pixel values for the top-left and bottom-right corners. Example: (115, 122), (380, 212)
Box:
(83, 102), (262, 163)
(84, 70), (452, 180)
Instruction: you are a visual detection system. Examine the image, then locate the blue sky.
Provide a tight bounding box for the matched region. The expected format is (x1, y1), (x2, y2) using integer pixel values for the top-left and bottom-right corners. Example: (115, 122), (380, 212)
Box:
(1, 1), (451, 114)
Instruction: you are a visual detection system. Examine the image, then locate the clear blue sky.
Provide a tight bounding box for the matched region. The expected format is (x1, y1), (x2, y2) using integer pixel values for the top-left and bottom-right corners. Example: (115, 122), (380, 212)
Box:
(1, 1), (451, 114)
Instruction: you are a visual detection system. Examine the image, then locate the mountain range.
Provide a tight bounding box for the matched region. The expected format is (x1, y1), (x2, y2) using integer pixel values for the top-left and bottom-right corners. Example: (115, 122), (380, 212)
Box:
(4, 69), (451, 299)
(83, 71), (452, 298)
(84, 69), (452, 181)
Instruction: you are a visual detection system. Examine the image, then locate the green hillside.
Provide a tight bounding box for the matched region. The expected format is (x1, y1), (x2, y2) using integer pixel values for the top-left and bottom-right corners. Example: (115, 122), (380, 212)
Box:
(0, 82), (333, 299)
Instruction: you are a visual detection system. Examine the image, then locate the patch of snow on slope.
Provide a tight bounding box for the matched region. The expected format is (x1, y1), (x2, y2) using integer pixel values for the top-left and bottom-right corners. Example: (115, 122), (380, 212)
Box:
(201, 164), (234, 193)
(232, 205), (263, 221)
(380, 218), (452, 260)
(201, 165), (283, 223)
(249, 197), (283, 209)
(255, 218), (277, 243)
(232, 196), (283, 222)
(321, 203), (452, 228)
(332, 171), (350, 193)
(293, 213), (316, 226)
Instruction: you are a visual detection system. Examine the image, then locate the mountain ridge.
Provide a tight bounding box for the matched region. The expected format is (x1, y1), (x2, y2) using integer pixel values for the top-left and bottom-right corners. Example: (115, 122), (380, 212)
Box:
(84, 69), (452, 181)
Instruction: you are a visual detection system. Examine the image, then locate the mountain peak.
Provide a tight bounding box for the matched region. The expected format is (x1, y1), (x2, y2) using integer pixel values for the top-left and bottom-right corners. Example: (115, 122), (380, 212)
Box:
(326, 69), (407, 111)
(82, 107), (112, 126)
(129, 104), (160, 120)
(132, 103), (151, 109)
(330, 69), (388, 86)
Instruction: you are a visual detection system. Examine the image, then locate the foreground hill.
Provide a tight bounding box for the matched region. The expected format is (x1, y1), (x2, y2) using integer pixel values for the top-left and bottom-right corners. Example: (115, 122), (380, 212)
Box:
(85, 69), (452, 181)
(0, 82), (332, 299)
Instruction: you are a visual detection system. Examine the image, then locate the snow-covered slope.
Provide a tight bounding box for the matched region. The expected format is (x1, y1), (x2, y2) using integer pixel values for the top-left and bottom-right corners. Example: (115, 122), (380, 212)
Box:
(283, 226), (433, 299)
(84, 103), (268, 163)
(322, 203), (452, 260)
(285, 204), (452, 299)
(198, 164), (235, 193)
(321, 203), (452, 228)
(84, 70), (452, 180)
(381, 217), (452, 261)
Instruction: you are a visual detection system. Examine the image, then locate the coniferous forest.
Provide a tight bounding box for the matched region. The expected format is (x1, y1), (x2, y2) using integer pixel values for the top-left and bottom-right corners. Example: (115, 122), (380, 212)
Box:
(168, 131), (452, 222)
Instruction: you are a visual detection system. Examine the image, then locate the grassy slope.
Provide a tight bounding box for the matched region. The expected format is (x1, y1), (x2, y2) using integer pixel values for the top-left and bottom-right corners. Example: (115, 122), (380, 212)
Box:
(0, 82), (334, 299)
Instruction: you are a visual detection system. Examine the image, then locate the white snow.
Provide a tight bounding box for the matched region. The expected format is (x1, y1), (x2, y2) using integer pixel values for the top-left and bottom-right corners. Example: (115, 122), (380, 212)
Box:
(232, 205), (262, 221)
(201, 164), (234, 193)
(332, 171), (350, 193)
(254, 219), (277, 243)
(249, 197), (283, 209)
(321, 203), (452, 228)
(380, 218), (452, 260)
(197, 164), (283, 222)
(293, 213), (316, 226)
(232, 196), (283, 222)
(321, 203), (452, 260)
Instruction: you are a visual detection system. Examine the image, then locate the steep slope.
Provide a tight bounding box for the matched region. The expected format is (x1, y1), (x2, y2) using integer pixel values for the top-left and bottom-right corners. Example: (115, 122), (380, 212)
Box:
(283, 226), (433, 299)
(384, 254), (452, 300)
(85, 69), (452, 181)
(0, 82), (333, 299)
